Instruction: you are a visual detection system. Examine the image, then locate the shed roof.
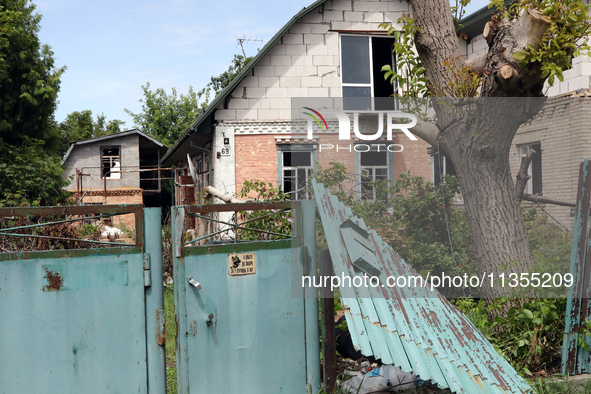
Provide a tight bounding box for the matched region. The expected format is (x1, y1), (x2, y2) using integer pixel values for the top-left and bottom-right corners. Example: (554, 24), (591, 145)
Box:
(62, 129), (167, 164)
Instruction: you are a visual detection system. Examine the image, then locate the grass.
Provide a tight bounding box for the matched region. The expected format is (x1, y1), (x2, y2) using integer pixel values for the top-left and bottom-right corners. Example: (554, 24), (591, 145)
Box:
(164, 286), (177, 394)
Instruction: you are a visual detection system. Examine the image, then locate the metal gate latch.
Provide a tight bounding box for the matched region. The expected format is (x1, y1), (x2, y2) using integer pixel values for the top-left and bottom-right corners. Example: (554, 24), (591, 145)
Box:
(187, 276), (201, 291)
(206, 313), (214, 327)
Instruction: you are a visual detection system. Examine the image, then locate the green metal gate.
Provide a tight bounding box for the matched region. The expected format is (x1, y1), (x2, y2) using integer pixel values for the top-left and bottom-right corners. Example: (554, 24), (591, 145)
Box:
(172, 201), (320, 394)
(0, 205), (166, 394)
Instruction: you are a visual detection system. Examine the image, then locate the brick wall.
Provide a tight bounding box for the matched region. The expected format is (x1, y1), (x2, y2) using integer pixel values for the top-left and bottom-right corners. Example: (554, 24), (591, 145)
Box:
(80, 190), (143, 230)
(235, 134), (279, 196)
(509, 96), (591, 230)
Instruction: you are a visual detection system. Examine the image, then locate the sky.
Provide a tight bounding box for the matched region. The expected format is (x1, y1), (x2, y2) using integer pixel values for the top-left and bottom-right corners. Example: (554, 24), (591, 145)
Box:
(35, 0), (490, 129)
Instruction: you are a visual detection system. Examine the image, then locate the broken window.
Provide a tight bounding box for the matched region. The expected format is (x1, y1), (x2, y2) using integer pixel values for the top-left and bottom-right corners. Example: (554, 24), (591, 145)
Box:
(280, 147), (315, 200)
(432, 152), (457, 186)
(101, 146), (121, 179)
(340, 35), (396, 111)
(519, 143), (542, 195)
(358, 148), (392, 201)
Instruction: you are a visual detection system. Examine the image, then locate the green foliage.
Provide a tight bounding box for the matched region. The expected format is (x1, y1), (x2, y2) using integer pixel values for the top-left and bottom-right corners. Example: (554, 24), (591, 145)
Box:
(124, 83), (201, 147)
(463, 297), (566, 376)
(0, 138), (71, 206)
(379, 17), (429, 98)
(78, 223), (98, 239)
(0, 0), (69, 206)
(493, 0), (591, 86)
(125, 54), (251, 147)
(0, 0), (65, 150)
(237, 179), (292, 241)
(58, 110), (125, 153)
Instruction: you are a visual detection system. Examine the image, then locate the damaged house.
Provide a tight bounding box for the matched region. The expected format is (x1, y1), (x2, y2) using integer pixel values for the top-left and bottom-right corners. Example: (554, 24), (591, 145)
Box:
(62, 129), (167, 228)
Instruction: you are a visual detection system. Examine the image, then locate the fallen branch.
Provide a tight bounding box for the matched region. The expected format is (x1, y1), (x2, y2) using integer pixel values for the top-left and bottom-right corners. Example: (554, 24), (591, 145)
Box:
(521, 194), (575, 208)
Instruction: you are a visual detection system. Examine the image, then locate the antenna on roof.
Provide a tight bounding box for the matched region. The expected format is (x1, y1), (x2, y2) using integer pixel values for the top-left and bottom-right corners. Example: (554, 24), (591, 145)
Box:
(236, 35), (263, 58)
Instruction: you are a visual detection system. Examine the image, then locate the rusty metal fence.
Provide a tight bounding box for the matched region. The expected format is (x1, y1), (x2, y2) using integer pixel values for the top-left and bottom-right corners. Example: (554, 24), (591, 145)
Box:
(0, 205), (165, 394)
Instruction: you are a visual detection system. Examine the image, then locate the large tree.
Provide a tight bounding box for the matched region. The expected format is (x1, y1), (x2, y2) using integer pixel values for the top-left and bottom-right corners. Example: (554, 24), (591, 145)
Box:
(403, 0), (590, 297)
(0, 0), (69, 206)
(58, 110), (125, 155)
(125, 54), (251, 146)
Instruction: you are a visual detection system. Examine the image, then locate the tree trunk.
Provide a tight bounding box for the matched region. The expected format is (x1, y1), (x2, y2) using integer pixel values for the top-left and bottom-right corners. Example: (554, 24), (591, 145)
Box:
(409, 0), (551, 298)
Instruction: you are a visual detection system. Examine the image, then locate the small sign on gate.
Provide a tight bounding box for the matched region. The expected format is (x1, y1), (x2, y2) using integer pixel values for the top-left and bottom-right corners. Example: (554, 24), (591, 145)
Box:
(228, 253), (256, 276)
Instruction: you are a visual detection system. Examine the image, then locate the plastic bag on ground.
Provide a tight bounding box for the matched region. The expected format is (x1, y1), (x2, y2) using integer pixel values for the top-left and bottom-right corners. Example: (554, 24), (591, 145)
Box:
(342, 365), (417, 394)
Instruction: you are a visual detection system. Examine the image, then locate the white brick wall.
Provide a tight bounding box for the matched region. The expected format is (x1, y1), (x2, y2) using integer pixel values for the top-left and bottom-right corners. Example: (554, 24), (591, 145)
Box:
(221, 0), (411, 121)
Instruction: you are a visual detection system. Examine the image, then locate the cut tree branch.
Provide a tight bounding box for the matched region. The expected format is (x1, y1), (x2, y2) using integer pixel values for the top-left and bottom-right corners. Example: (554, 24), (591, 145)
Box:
(466, 53), (487, 72)
(409, 119), (441, 146)
(521, 194), (575, 208)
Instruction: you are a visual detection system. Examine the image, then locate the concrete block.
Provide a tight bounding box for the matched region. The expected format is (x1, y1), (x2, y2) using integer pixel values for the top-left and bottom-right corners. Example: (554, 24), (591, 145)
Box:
(568, 75), (590, 91)
(249, 98), (271, 109)
(307, 44), (328, 56)
(266, 87), (289, 98)
(329, 0), (352, 11)
(301, 76), (322, 87)
(308, 87), (330, 97)
(310, 23), (330, 34)
(291, 55), (315, 66)
(304, 33), (325, 45)
(253, 65), (276, 77)
(302, 11), (323, 24)
(245, 87), (266, 98)
(296, 65), (319, 76)
(355, 2), (389, 12)
(580, 62), (591, 75)
(324, 10), (344, 22)
(559, 81), (570, 94)
(227, 98), (249, 109)
(318, 66), (338, 77)
(258, 76), (280, 88)
(279, 76), (302, 87)
(268, 98), (291, 109)
(282, 33), (304, 45)
(236, 109), (258, 120)
(322, 75), (341, 87)
(290, 23), (311, 34)
(327, 44), (339, 55)
(268, 45), (286, 56)
(275, 65), (299, 77)
(236, 77), (259, 89)
(271, 55), (292, 66)
(215, 110), (237, 121)
(330, 21), (354, 30)
(257, 109), (280, 120)
(278, 109), (292, 119)
(384, 12), (404, 24)
(389, 2), (409, 12)
(325, 32), (339, 45)
(344, 11), (364, 22)
(287, 87), (309, 97)
(313, 55), (336, 66)
(364, 12), (384, 23)
(285, 44), (307, 55)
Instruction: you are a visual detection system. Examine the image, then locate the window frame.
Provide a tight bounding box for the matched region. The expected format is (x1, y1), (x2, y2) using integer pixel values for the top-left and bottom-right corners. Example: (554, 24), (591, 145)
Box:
(277, 144), (317, 200)
(354, 146), (394, 201)
(519, 143), (542, 195)
(339, 34), (397, 112)
(100, 145), (121, 180)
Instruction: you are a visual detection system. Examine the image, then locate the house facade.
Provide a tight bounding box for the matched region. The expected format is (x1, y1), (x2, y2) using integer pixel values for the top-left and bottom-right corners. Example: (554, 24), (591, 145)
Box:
(163, 0), (591, 231)
(62, 129), (167, 227)
(162, 0), (432, 210)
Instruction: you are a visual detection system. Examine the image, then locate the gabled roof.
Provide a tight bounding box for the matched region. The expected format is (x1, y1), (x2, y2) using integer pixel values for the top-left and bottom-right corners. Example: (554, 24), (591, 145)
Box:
(459, 0), (514, 40)
(161, 0), (329, 165)
(62, 129), (167, 164)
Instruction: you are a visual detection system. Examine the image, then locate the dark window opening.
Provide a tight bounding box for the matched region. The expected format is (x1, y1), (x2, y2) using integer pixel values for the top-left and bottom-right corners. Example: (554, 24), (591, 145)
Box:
(359, 150), (389, 201)
(433, 153), (457, 186)
(341, 35), (396, 111)
(282, 151), (312, 200)
(520, 143), (542, 195)
(101, 146), (121, 179)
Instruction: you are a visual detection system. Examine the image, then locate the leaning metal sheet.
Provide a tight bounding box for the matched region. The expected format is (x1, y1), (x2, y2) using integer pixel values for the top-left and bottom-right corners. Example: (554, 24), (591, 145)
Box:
(313, 180), (532, 394)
